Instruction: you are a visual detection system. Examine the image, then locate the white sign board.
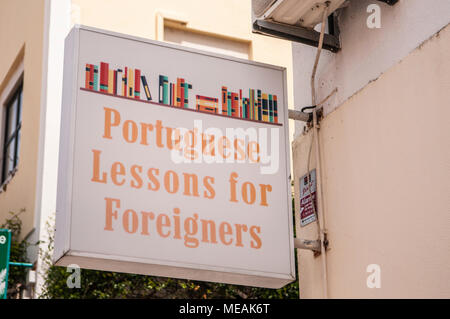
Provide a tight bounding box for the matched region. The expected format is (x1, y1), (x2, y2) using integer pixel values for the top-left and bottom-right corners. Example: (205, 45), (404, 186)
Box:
(54, 25), (295, 288)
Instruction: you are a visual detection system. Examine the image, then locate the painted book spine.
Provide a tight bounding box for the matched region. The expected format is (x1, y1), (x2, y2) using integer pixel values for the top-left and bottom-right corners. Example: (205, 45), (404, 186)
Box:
(222, 86), (227, 115)
(141, 75), (152, 101)
(134, 69), (141, 99)
(257, 90), (262, 121)
(269, 94), (274, 122)
(232, 92), (239, 118)
(124, 67), (128, 96)
(227, 92), (232, 116)
(163, 76), (169, 104)
(180, 79), (185, 108)
(262, 93), (268, 122)
(128, 68), (134, 98)
(176, 78), (181, 107)
(184, 81), (189, 108)
(116, 69), (122, 96)
(93, 65), (99, 91)
(239, 89), (242, 118)
(273, 95), (278, 123)
(113, 70), (117, 95)
(85, 64), (90, 89)
(248, 89), (251, 120)
(158, 75), (163, 103)
(108, 70), (114, 94)
(100, 62), (108, 92)
(89, 64), (94, 90)
(243, 98), (248, 119)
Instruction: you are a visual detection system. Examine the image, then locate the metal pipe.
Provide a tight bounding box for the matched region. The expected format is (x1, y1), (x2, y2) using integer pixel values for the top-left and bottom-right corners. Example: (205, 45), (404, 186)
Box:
(9, 262), (34, 268)
(310, 3), (329, 299)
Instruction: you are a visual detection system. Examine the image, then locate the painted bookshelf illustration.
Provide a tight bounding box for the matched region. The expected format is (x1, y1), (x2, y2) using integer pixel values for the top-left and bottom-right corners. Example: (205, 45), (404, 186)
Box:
(82, 61), (281, 125)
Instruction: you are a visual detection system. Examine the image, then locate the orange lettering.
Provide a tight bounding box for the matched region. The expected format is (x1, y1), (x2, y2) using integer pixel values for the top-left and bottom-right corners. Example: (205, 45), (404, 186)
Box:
(140, 211), (155, 235)
(248, 142), (260, 163)
(140, 122), (154, 145)
(104, 197), (120, 231)
(164, 170), (179, 194)
(91, 149), (107, 184)
(201, 220), (217, 244)
(250, 226), (262, 249)
(203, 176), (215, 199)
(234, 138), (245, 161)
(111, 162), (126, 186)
(156, 214), (171, 237)
(183, 173), (199, 197)
(259, 184), (272, 207)
(229, 172), (238, 203)
(123, 209), (138, 234)
(234, 224), (248, 247)
(147, 168), (160, 191)
(130, 165), (143, 189)
(103, 107), (121, 139)
(122, 120), (138, 143)
(242, 182), (256, 205)
(219, 222), (233, 246)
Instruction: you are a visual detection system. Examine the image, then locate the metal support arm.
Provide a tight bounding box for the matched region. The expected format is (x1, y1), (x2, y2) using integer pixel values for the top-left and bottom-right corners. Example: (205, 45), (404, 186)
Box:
(294, 238), (321, 252)
(288, 109), (311, 122)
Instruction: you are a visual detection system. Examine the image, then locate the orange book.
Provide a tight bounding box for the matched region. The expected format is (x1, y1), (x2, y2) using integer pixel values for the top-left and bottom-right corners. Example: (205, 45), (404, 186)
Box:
(85, 64), (90, 89)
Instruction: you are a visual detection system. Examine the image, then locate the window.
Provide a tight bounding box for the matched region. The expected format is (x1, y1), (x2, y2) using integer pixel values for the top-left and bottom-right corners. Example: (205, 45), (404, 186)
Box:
(1, 82), (22, 185)
(164, 25), (251, 60)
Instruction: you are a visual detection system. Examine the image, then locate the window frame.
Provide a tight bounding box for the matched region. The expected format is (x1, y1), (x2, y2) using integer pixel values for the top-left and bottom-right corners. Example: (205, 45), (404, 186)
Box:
(0, 60), (24, 189)
(2, 83), (23, 184)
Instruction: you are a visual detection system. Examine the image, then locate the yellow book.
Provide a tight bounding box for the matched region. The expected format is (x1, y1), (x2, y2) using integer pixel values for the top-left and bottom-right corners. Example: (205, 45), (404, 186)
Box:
(108, 70), (114, 94)
(128, 68), (134, 97)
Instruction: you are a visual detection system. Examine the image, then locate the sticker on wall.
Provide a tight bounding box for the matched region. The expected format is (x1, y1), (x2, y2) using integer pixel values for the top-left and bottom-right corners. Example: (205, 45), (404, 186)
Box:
(299, 169), (317, 227)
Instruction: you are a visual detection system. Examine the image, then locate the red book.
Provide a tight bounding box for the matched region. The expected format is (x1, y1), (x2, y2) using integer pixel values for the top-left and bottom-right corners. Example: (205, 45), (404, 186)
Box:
(177, 78), (181, 107)
(89, 64), (94, 90)
(134, 69), (141, 99)
(100, 62), (108, 92)
(221, 86), (227, 114)
(231, 92), (238, 117)
(239, 89), (242, 118)
(180, 78), (185, 107)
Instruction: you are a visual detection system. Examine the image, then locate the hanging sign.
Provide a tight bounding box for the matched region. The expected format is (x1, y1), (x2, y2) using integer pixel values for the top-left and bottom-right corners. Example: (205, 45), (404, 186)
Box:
(54, 25), (295, 288)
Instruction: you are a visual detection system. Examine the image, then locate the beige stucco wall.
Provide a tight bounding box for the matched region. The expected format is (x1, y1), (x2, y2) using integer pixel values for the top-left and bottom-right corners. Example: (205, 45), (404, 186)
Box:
(293, 24), (450, 298)
(0, 0), (46, 237)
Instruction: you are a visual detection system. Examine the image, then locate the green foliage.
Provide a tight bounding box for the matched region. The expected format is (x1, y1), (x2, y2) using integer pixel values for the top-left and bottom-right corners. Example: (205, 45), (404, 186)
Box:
(40, 217), (299, 299)
(42, 265), (298, 299)
(1, 211), (34, 298)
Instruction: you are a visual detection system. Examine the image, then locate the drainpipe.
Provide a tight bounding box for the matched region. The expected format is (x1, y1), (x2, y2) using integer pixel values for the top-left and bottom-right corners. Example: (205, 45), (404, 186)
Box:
(310, 3), (329, 299)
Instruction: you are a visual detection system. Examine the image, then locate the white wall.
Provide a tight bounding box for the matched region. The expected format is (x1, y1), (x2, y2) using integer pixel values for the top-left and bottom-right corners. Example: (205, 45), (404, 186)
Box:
(32, 0), (71, 298)
(292, 0), (450, 137)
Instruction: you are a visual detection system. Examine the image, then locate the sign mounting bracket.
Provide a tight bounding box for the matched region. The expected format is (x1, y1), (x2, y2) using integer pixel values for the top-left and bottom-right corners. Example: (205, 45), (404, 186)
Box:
(294, 238), (321, 252)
